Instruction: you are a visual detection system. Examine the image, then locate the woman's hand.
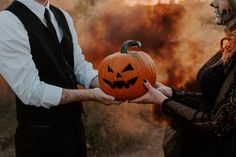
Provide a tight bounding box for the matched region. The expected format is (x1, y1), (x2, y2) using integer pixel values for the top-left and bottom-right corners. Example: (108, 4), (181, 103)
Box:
(129, 80), (168, 105)
(156, 81), (173, 98)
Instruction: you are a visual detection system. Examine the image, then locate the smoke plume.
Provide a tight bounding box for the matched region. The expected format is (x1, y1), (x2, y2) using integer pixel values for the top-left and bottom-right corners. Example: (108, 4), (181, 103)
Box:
(72, 1), (225, 123)
(74, 1), (224, 90)
(0, 0), (226, 123)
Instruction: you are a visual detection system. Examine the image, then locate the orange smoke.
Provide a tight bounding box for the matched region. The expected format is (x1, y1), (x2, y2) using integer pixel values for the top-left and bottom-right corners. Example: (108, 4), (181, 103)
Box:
(74, 1), (223, 123)
(75, 1), (222, 89)
(0, 0), (11, 10)
(77, 2), (197, 89)
(0, 1), (224, 124)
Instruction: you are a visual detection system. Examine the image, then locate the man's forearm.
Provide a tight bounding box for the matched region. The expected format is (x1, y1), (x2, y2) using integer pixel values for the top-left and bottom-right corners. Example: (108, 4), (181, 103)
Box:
(60, 88), (94, 105)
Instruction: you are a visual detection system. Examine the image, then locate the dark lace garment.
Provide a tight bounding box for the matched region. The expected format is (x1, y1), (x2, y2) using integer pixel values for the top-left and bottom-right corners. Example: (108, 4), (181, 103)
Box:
(162, 51), (236, 157)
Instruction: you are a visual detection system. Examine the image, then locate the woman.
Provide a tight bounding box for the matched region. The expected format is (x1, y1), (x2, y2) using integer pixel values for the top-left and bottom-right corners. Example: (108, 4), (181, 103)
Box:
(131, 0), (236, 157)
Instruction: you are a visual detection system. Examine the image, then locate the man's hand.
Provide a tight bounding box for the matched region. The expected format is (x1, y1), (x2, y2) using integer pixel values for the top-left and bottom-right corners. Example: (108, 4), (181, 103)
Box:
(89, 88), (121, 105)
(88, 76), (123, 105)
(60, 88), (121, 106)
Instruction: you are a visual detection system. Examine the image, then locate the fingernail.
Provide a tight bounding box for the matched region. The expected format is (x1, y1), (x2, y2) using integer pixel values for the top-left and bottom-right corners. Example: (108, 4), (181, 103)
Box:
(143, 79), (147, 83)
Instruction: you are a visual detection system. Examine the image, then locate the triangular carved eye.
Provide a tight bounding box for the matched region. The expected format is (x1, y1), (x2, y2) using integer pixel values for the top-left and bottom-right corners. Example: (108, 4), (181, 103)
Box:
(107, 66), (114, 73)
(122, 63), (134, 72)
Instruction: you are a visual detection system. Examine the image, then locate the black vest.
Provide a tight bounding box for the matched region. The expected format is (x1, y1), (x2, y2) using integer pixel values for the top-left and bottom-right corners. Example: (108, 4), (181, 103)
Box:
(6, 1), (83, 125)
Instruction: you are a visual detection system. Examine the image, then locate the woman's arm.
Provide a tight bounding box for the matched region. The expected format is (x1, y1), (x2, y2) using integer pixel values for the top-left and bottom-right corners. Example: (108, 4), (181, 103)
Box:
(171, 89), (202, 109)
(162, 66), (236, 137)
(131, 65), (236, 137)
(157, 82), (202, 109)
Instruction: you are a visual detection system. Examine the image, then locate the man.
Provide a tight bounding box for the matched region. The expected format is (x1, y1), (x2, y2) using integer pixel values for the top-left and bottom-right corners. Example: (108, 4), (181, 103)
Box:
(0, 0), (118, 156)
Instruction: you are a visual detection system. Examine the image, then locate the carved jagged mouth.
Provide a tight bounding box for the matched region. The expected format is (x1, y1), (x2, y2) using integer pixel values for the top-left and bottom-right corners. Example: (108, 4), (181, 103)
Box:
(103, 77), (138, 89)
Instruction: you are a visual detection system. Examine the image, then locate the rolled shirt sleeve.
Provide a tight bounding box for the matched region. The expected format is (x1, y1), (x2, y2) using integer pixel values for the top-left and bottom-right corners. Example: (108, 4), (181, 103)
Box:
(73, 44), (98, 89)
(62, 10), (98, 89)
(0, 11), (62, 108)
(41, 84), (62, 108)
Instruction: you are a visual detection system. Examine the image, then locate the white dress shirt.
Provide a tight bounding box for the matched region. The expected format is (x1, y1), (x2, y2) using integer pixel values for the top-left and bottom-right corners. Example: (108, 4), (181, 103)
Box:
(0, 0), (98, 108)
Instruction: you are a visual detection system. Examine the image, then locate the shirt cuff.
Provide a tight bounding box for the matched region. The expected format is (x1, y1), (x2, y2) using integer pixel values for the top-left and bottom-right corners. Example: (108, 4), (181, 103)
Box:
(40, 84), (63, 108)
(162, 98), (172, 115)
(170, 88), (178, 99)
(84, 70), (98, 89)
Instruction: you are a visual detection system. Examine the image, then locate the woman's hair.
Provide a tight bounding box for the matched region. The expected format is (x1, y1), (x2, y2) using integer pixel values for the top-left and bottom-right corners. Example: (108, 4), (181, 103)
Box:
(221, 32), (236, 64)
(229, 0), (236, 12)
(220, 0), (236, 64)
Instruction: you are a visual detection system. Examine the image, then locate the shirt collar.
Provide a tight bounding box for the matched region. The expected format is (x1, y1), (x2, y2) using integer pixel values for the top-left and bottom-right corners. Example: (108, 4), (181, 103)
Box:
(17, 0), (50, 22)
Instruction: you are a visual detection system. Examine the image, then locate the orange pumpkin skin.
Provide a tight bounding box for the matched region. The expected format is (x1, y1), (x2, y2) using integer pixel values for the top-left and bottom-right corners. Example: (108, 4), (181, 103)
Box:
(98, 40), (156, 100)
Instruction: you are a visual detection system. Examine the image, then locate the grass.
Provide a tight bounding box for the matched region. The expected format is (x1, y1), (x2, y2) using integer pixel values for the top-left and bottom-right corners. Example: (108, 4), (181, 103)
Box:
(84, 101), (155, 157)
(0, 98), (155, 157)
(0, 100), (16, 157)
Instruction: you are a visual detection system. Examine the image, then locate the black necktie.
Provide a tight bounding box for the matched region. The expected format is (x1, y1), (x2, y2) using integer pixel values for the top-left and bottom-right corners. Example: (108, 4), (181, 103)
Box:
(44, 8), (58, 41)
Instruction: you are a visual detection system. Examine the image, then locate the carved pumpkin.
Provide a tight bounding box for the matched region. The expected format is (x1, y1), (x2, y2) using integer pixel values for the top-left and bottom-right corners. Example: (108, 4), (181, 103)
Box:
(98, 40), (156, 100)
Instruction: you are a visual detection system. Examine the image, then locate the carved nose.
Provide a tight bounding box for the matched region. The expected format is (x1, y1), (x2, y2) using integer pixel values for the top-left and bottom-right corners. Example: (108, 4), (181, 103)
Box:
(116, 73), (122, 78)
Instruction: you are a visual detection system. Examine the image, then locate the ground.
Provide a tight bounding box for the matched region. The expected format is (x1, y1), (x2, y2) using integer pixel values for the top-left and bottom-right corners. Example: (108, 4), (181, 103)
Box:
(0, 101), (165, 157)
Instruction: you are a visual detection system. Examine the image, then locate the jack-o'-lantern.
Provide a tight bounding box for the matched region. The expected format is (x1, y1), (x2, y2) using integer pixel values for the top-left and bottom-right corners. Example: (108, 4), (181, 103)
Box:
(98, 40), (156, 100)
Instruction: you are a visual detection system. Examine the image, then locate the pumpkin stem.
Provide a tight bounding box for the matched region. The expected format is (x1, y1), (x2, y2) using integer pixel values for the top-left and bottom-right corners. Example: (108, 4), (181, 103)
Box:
(120, 40), (142, 54)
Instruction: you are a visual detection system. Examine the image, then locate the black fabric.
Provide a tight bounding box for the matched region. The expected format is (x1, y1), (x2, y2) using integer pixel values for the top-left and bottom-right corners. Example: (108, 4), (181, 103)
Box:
(15, 121), (87, 157)
(44, 8), (58, 41)
(197, 51), (227, 108)
(162, 51), (236, 157)
(6, 1), (83, 125)
(171, 88), (202, 109)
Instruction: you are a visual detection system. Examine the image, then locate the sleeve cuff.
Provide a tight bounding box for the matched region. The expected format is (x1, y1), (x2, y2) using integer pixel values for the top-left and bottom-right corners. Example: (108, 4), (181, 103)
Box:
(162, 98), (172, 115)
(40, 84), (63, 108)
(84, 70), (98, 89)
(171, 88), (178, 99)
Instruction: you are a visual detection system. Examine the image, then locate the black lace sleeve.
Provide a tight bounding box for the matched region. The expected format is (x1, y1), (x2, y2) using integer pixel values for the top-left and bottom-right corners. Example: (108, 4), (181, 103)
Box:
(162, 66), (236, 137)
(171, 88), (202, 109)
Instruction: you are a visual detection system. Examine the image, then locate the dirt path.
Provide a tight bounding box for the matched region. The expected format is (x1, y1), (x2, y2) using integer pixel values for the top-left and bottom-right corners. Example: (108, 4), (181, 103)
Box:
(0, 128), (165, 157)
(114, 127), (165, 157)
